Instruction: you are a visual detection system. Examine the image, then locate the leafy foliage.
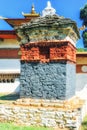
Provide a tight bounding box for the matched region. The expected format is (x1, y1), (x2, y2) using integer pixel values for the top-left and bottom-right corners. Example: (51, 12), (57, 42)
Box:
(82, 29), (87, 47)
(77, 47), (87, 52)
(80, 4), (87, 21)
(80, 4), (87, 47)
(81, 116), (87, 130)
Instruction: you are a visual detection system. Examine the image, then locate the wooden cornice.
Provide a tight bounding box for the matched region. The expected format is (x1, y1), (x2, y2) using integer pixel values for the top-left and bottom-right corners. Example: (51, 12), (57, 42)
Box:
(76, 52), (87, 57)
(4, 18), (32, 27)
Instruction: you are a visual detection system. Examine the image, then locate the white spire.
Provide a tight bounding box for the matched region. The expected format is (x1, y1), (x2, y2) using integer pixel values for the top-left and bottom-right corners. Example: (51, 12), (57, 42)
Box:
(42, 1), (56, 17)
(47, 1), (51, 7)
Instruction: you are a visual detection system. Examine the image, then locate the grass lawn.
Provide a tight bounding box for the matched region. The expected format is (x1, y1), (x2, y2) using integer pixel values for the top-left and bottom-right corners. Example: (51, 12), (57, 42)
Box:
(0, 123), (52, 130)
(81, 116), (87, 130)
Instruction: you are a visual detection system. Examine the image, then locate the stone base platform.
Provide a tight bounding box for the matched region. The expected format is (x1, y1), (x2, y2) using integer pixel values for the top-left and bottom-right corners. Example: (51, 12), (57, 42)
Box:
(13, 96), (86, 129)
(0, 96), (86, 130)
(14, 96), (85, 110)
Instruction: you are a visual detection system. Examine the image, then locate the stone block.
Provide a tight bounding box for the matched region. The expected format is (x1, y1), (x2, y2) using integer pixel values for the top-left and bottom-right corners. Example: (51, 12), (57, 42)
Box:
(20, 62), (75, 100)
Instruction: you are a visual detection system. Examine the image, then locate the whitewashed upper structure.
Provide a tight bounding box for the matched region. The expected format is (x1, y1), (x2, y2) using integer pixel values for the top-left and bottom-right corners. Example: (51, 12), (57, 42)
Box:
(42, 1), (56, 16)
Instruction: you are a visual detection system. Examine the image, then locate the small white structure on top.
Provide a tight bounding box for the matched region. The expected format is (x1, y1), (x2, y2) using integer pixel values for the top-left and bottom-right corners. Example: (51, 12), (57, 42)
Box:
(42, 1), (56, 16)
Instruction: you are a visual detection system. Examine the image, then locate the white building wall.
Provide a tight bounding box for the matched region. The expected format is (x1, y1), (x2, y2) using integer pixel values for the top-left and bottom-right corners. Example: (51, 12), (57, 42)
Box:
(0, 78), (20, 94)
(0, 59), (20, 94)
(76, 74), (87, 92)
(0, 59), (20, 74)
(76, 74), (87, 106)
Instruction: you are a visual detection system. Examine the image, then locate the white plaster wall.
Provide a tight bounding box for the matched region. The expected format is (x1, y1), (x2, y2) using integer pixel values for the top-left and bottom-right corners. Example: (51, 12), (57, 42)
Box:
(0, 39), (20, 48)
(0, 59), (20, 93)
(76, 74), (87, 92)
(65, 36), (76, 47)
(76, 73), (87, 108)
(0, 78), (20, 93)
(0, 59), (20, 74)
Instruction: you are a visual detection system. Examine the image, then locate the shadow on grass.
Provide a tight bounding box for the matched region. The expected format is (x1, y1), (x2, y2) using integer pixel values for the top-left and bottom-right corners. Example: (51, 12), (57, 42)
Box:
(81, 120), (87, 130)
(82, 121), (87, 126)
(0, 93), (20, 101)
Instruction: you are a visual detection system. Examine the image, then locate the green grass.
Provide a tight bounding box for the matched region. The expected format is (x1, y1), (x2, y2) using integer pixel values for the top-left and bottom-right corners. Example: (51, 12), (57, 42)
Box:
(0, 123), (52, 130)
(81, 116), (87, 130)
(77, 48), (87, 52)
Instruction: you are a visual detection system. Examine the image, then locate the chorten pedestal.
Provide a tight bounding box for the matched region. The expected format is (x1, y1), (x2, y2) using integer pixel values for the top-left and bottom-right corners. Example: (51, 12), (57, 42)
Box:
(15, 2), (86, 129)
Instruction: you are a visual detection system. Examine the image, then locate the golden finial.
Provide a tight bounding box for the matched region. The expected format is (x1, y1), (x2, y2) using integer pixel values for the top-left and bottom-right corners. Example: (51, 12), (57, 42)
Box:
(22, 4), (39, 18)
(31, 4), (36, 14)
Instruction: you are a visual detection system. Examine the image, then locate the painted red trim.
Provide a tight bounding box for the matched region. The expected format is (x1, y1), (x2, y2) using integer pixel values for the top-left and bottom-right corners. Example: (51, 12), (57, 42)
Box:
(0, 34), (17, 39)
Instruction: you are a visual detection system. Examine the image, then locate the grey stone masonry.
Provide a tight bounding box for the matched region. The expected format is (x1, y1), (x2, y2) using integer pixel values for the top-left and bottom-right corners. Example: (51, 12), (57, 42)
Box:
(20, 62), (76, 100)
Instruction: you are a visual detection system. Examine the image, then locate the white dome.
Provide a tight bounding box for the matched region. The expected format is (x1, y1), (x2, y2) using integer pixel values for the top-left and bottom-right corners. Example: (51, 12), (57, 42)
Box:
(42, 1), (56, 17)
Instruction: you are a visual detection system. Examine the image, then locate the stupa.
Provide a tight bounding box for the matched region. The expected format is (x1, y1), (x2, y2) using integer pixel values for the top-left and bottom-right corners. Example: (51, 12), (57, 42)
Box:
(16, 1), (80, 100)
(0, 1), (86, 129)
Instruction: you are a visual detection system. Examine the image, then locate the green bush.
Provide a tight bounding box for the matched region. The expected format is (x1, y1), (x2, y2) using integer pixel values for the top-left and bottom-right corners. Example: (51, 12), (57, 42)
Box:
(77, 48), (87, 52)
(81, 116), (87, 130)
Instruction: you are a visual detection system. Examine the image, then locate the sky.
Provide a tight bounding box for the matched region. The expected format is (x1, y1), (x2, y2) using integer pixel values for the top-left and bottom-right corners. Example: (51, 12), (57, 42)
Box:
(0, 0), (87, 48)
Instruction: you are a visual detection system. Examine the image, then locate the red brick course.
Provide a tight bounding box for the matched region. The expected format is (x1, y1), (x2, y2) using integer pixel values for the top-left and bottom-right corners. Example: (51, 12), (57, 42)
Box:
(20, 41), (76, 63)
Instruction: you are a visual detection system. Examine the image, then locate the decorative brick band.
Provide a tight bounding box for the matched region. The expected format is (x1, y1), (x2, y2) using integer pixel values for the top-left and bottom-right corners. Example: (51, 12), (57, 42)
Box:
(20, 41), (76, 63)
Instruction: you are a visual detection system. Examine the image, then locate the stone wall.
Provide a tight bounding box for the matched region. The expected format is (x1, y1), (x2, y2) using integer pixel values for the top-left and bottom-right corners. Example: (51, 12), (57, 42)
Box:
(20, 62), (75, 100)
(0, 98), (86, 130)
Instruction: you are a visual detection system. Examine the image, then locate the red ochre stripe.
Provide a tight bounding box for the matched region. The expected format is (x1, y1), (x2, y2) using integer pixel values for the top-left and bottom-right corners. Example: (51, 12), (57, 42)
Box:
(0, 34), (17, 39)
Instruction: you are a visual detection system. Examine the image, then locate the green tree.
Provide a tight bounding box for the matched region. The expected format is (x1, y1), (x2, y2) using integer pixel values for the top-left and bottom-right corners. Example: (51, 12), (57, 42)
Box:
(80, 4), (87, 47)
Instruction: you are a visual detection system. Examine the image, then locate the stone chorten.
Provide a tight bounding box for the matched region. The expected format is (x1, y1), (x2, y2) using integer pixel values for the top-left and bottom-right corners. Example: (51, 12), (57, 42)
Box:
(16, 1), (80, 100)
